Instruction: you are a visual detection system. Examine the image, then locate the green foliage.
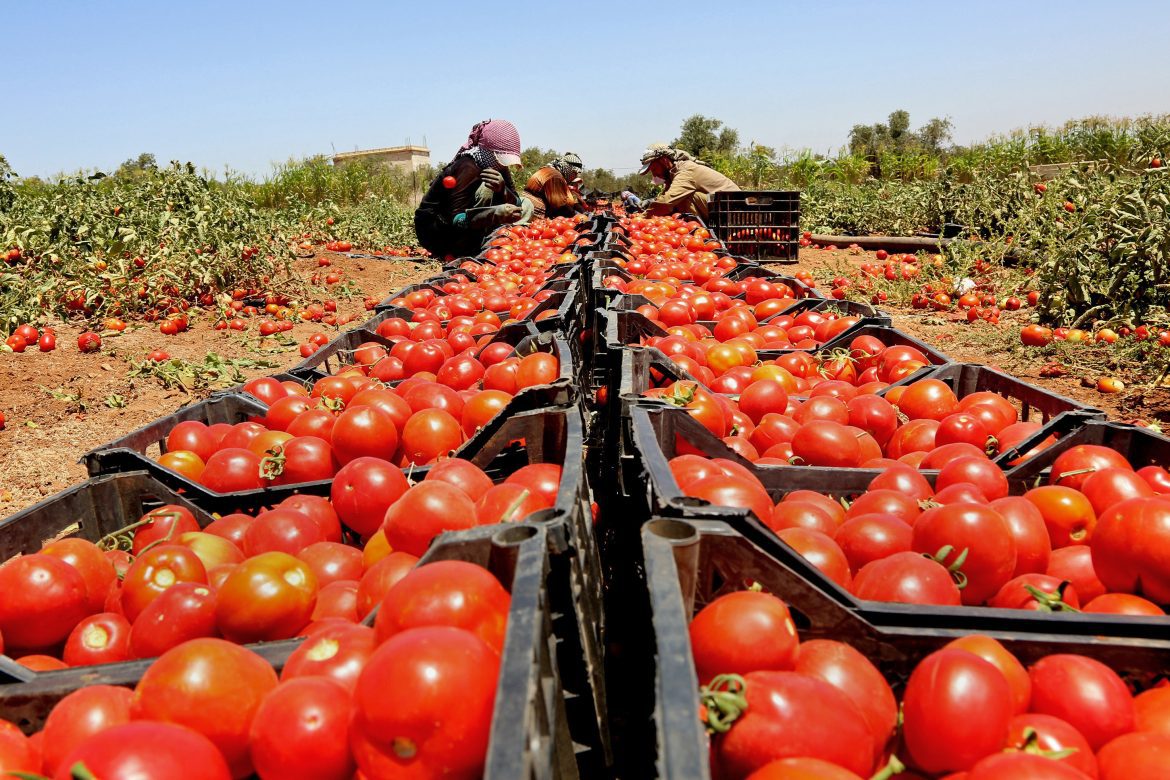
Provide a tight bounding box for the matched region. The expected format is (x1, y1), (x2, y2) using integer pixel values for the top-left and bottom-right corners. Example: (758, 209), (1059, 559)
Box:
(673, 115), (740, 159)
(0, 154), (15, 212)
(115, 153), (159, 179)
(250, 155), (415, 209)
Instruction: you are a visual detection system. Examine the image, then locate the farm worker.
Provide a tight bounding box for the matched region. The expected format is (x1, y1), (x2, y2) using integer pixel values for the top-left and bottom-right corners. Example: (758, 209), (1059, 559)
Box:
(414, 118), (535, 259)
(521, 152), (586, 219)
(620, 190), (643, 210)
(637, 143), (739, 220)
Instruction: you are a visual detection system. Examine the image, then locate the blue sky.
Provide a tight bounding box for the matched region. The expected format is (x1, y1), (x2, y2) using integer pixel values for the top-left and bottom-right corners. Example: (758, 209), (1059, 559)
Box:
(4, 0), (1168, 179)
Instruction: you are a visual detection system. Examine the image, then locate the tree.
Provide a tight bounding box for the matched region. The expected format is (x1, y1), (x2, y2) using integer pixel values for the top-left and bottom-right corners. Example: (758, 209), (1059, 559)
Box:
(0, 154), (15, 211)
(673, 115), (740, 159)
(115, 153), (158, 179)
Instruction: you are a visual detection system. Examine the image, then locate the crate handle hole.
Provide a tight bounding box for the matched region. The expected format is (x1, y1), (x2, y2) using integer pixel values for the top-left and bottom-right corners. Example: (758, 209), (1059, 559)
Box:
(646, 518), (698, 543)
(493, 525), (540, 545)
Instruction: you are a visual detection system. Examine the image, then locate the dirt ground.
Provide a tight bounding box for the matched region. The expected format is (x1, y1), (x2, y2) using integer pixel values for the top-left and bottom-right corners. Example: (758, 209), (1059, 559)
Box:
(0, 252), (438, 513)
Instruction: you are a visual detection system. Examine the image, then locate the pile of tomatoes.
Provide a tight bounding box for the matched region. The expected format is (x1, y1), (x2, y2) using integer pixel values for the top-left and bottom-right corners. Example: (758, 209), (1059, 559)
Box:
(0, 551), (515, 778)
(3, 323), (57, 353)
(669, 440), (1170, 615)
(690, 586), (1169, 778)
(153, 342), (559, 493)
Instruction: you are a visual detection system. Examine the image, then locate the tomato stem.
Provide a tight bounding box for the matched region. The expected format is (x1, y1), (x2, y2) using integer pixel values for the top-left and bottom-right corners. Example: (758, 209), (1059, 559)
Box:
(71, 763), (100, 780)
(700, 674), (748, 735)
(1023, 581), (1081, 613)
(869, 754), (907, 780)
(925, 544), (969, 589)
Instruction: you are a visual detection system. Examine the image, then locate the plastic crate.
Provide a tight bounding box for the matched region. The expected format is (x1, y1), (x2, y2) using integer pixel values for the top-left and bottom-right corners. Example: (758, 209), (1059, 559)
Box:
(0, 521), (609, 779)
(634, 516), (1170, 779)
(1006, 418), (1170, 483)
(707, 190), (801, 262)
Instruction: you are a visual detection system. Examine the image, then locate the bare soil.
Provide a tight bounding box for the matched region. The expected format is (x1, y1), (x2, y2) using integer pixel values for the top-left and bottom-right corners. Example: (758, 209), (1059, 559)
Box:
(0, 252), (438, 512)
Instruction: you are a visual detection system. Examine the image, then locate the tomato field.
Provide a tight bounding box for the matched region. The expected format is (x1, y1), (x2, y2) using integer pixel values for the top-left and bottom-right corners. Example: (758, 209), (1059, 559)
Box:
(3, 128), (1170, 780)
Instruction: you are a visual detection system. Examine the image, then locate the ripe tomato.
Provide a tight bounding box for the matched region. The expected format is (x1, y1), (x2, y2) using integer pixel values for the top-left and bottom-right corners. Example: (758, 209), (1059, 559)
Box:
(351, 627), (499, 779)
(777, 528), (852, 589)
(1097, 731), (1170, 779)
(54, 721), (231, 780)
(989, 496), (1052, 576)
(41, 537), (117, 613)
(282, 622), (378, 693)
(896, 379), (958, 420)
(1091, 496), (1170, 602)
(1029, 654), (1134, 751)
(167, 420), (218, 462)
(383, 481), (479, 557)
(131, 638), (278, 777)
(41, 685), (134, 776)
(1049, 445), (1133, 491)
(966, 751), (1090, 779)
(200, 448), (265, 493)
(688, 591), (799, 686)
(424, 458), (494, 501)
(936, 456), (1009, 500)
(0, 553), (90, 651)
(331, 405), (399, 464)
(217, 552), (319, 642)
(794, 640), (897, 762)
(1004, 713), (1098, 778)
(1080, 467), (1153, 515)
(711, 671), (875, 778)
(1024, 486), (1096, 548)
(249, 677), (355, 780)
(296, 542), (363, 587)
(851, 552), (961, 606)
(62, 612), (133, 666)
(330, 456), (411, 537)
(401, 408), (466, 464)
(129, 582), (218, 658)
(243, 507), (324, 556)
(131, 504), (201, 555)
(121, 544), (207, 622)
(375, 560), (510, 653)
(902, 648), (1014, 773)
(911, 503), (1017, 605)
(834, 514), (912, 573)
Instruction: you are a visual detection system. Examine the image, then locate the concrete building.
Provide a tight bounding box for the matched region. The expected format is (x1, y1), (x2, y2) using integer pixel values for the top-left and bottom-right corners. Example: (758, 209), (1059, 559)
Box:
(332, 145), (430, 173)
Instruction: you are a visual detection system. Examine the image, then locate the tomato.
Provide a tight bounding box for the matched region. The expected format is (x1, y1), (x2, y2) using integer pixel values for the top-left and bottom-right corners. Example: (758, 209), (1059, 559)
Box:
(204, 512), (253, 548)
(1026, 484), (1098, 548)
(217, 552), (318, 643)
(1049, 445), (1133, 491)
(1029, 654), (1134, 751)
(912, 503), (1017, 605)
(329, 405), (398, 465)
(129, 582), (218, 659)
(777, 528), (852, 589)
(711, 671), (875, 778)
(131, 638), (279, 778)
(885, 419), (939, 458)
(737, 380), (790, 424)
(425, 458), (495, 501)
(351, 627), (499, 779)
(790, 420), (861, 467)
(41, 537), (117, 613)
(383, 481), (479, 557)
(245, 376), (291, 406)
(1021, 324), (1054, 346)
(77, 331), (102, 352)
(131, 504), (201, 556)
(243, 507), (324, 556)
(200, 448), (265, 493)
(1135, 685), (1170, 734)
(1092, 497), (1170, 602)
(277, 494), (342, 543)
(401, 408), (466, 464)
(249, 677), (355, 780)
(990, 572), (1080, 611)
(167, 420), (218, 462)
(121, 544), (207, 622)
(375, 560), (510, 653)
(966, 751), (1091, 779)
(282, 622), (377, 693)
(794, 639), (897, 762)
(688, 591), (798, 686)
(1137, 465), (1170, 494)
(1047, 545), (1106, 603)
(833, 514), (912, 573)
(330, 456), (411, 537)
(0, 553), (90, 651)
(296, 542), (363, 587)
(1097, 731), (1170, 780)
(286, 408), (338, 441)
(1004, 713), (1099, 778)
(504, 463), (562, 507)
(54, 721), (231, 780)
(40, 685), (134, 776)
(476, 482), (548, 523)
(62, 612), (133, 666)
(851, 552), (961, 606)
(868, 464), (934, 501)
(1084, 592), (1164, 615)
(937, 455), (1009, 500)
(902, 648), (1014, 773)
(768, 501), (837, 535)
(896, 379), (958, 420)
(686, 475), (773, 524)
(1081, 467), (1153, 515)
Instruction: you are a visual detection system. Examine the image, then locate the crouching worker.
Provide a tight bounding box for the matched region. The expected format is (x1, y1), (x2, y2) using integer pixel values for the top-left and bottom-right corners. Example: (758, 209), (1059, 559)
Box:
(638, 143), (739, 220)
(521, 153), (585, 219)
(414, 119), (535, 259)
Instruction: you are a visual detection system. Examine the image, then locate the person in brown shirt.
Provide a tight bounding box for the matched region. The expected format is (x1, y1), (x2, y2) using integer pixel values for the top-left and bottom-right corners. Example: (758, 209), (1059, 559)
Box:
(521, 153), (585, 219)
(638, 144), (739, 220)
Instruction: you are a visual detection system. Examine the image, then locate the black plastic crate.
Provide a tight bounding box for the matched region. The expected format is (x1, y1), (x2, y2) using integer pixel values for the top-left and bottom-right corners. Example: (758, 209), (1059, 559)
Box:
(0, 521), (608, 779)
(634, 516), (1170, 779)
(707, 190), (801, 262)
(1007, 418), (1170, 484)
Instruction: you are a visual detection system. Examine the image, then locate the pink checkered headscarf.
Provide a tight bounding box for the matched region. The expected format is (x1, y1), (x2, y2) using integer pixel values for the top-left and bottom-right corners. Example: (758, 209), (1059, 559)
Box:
(458, 119), (522, 167)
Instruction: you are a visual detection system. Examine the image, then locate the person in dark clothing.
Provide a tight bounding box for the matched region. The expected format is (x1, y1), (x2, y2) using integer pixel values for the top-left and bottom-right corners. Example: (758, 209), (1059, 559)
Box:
(414, 119), (534, 259)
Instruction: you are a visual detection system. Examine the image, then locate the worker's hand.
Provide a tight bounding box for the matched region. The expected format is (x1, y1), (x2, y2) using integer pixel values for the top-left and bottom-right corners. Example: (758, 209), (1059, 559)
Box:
(480, 168), (505, 193)
(467, 204), (521, 229)
(495, 203), (522, 223)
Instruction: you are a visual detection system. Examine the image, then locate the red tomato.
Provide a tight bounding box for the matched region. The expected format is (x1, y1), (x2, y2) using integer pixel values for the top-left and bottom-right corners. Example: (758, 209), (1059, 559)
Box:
(902, 648), (1014, 773)
(1029, 654), (1134, 751)
(41, 537), (117, 613)
(351, 627), (499, 779)
(296, 542), (363, 587)
(776, 528), (852, 589)
(62, 612), (133, 666)
(41, 685), (134, 776)
(1097, 732), (1170, 780)
(249, 677), (355, 780)
(131, 638), (279, 778)
(401, 408), (466, 464)
(966, 751), (1091, 779)
(383, 481), (479, 557)
(711, 671), (875, 778)
(911, 503), (1017, 605)
(54, 722), (231, 780)
(834, 514), (913, 573)
(0, 553), (91, 651)
(1004, 713), (1098, 778)
(895, 379), (958, 420)
(200, 448), (265, 493)
(990, 496), (1052, 576)
(243, 507), (324, 556)
(1091, 497), (1170, 602)
(330, 456), (411, 537)
(331, 405), (399, 464)
(120, 544), (207, 622)
(216, 552), (318, 642)
(851, 552), (961, 606)
(129, 582), (218, 658)
(1047, 545), (1107, 603)
(688, 591), (799, 686)
(282, 622), (377, 693)
(374, 560), (510, 652)
(1049, 445), (1133, 491)
(424, 458), (495, 501)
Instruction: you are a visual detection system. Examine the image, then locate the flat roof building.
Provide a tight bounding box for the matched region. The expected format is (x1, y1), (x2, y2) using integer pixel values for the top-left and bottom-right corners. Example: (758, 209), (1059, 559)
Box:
(332, 145), (430, 173)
